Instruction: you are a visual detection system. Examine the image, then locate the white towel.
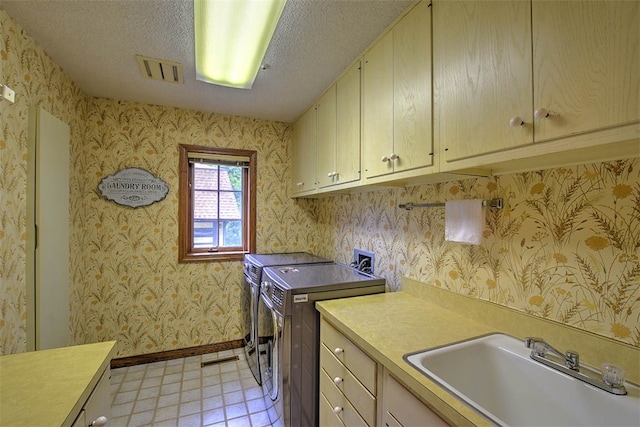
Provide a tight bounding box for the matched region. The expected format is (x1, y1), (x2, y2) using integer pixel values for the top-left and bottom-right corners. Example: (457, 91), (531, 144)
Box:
(445, 199), (485, 245)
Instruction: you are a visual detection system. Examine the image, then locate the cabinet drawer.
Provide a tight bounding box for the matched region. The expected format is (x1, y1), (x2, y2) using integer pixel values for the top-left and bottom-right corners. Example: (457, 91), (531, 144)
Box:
(320, 319), (377, 395)
(321, 344), (376, 426)
(383, 411), (403, 427)
(320, 392), (345, 427)
(321, 370), (369, 427)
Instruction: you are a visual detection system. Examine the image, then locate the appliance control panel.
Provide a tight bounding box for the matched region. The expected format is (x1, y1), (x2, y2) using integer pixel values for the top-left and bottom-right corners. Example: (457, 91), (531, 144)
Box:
(261, 280), (286, 313)
(243, 262), (260, 283)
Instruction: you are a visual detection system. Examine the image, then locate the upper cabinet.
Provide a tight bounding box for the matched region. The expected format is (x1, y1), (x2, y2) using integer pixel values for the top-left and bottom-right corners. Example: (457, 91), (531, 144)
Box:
(362, 0), (434, 181)
(291, 106), (318, 197)
(336, 61), (362, 186)
(290, 0), (639, 198)
(362, 30), (393, 179)
(532, 0), (639, 141)
(434, 1), (533, 162)
(316, 86), (337, 189)
(317, 61), (362, 189)
(435, 0), (640, 173)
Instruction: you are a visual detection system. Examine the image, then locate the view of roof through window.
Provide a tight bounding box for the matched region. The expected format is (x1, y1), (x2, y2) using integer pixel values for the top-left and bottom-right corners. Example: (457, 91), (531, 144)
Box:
(193, 163), (243, 248)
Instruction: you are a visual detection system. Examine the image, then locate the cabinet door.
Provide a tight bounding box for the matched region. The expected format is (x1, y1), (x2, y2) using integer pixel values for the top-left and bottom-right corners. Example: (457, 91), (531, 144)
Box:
(84, 368), (111, 427)
(434, 0), (533, 162)
(393, 0), (434, 172)
(383, 371), (447, 427)
(363, 30), (394, 179)
(533, 0), (640, 142)
(27, 106), (71, 350)
(317, 86), (337, 188)
(335, 60), (362, 185)
(291, 107), (317, 195)
(70, 410), (86, 427)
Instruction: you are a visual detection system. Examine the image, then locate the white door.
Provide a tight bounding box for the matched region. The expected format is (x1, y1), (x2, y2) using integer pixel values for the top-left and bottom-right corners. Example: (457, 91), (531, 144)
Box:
(27, 106), (70, 350)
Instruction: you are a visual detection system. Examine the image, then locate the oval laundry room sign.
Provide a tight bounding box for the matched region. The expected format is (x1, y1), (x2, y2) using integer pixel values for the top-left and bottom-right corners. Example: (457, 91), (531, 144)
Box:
(98, 167), (169, 208)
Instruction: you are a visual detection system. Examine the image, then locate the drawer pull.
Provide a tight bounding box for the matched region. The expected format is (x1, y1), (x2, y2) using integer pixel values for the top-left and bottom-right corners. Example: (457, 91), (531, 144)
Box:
(334, 376), (343, 385)
(534, 108), (550, 119)
(334, 347), (344, 355)
(333, 406), (343, 414)
(91, 416), (108, 427)
(509, 116), (524, 127)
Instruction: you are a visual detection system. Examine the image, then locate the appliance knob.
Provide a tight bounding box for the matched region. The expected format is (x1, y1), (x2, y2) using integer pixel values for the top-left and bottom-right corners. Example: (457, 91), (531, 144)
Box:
(262, 281), (271, 293)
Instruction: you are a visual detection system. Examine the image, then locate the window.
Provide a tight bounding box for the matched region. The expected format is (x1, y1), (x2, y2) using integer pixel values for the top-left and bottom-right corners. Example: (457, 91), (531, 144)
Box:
(179, 144), (256, 262)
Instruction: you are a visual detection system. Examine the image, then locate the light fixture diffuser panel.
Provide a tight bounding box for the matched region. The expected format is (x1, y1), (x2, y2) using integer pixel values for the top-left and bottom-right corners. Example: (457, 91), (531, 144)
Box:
(194, 0), (287, 89)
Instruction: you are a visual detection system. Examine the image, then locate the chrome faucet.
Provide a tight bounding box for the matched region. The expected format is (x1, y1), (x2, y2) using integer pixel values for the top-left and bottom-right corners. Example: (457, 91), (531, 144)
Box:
(525, 337), (580, 370)
(524, 336), (627, 395)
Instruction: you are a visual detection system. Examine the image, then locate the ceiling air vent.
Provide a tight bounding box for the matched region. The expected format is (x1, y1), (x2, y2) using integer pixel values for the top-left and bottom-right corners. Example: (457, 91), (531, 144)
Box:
(136, 55), (184, 84)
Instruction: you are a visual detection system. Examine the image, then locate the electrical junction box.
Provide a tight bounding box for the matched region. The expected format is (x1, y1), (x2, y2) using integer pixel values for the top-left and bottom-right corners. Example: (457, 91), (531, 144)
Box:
(353, 249), (374, 274)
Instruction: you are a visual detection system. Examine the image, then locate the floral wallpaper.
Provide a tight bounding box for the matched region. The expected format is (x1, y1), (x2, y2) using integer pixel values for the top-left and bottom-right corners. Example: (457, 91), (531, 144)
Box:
(2, 7), (638, 357)
(1, 8), (88, 354)
(77, 98), (321, 357)
(316, 160), (640, 346)
(1, 8), (321, 357)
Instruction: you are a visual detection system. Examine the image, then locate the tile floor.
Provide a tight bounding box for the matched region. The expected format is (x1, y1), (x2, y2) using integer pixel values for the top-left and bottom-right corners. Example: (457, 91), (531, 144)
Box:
(109, 348), (272, 427)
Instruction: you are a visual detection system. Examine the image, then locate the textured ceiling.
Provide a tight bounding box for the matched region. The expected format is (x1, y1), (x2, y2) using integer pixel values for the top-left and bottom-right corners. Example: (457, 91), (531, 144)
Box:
(2, 0), (413, 123)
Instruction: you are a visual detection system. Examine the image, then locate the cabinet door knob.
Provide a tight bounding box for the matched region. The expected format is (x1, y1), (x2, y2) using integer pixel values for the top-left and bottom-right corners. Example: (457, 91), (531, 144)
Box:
(381, 156), (390, 163)
(509, 116), (524, 127)
(334, 347), (344, 355)
(91, 416), (108, 427)
(534, 108), (550, 119)
(333, 406), (343, 414)
(327, 172), (333, 177)
(296, 182), (304, 187)
(389, 153), (399, 161)
(334, 376), (343, 385)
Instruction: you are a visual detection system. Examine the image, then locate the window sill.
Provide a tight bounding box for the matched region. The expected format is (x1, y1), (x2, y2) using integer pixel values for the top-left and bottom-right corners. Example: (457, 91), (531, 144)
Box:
(179, 251), (246, 263)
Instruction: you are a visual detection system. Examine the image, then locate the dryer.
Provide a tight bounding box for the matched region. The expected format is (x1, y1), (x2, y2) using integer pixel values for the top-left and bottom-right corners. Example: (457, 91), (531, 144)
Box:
(259, 263), (385, 427)
(242, 252), (330, 385)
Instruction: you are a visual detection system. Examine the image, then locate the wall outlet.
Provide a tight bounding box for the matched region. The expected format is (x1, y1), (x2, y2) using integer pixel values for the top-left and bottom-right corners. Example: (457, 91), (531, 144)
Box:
(1, 85), (16, 104)
(353, 248), (374, 274)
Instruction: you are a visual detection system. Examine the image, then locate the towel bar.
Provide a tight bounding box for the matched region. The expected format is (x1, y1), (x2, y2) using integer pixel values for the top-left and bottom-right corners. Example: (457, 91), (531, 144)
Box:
(398, 198), (503, 211)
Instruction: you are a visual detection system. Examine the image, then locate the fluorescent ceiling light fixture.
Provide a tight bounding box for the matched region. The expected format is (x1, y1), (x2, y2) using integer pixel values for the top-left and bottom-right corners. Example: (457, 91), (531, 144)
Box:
(194, 0), (287, 89)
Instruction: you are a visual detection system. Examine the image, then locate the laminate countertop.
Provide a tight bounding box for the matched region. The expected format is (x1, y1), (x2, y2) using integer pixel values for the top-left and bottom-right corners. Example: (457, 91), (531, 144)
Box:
(0, 341), (117, 427)
(316, 280), (640, 426)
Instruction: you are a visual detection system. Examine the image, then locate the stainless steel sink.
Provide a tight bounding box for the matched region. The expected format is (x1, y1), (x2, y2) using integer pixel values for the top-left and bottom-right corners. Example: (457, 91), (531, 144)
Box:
(404, 333), (640, 426)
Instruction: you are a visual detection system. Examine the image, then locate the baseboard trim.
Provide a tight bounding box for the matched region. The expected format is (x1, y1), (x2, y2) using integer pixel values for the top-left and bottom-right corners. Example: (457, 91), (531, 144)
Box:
(110, 339), (245, 369)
